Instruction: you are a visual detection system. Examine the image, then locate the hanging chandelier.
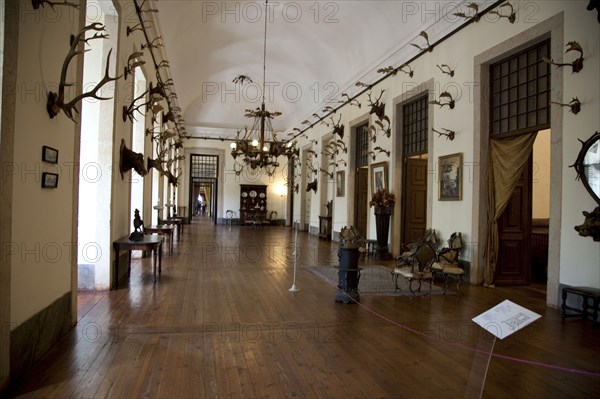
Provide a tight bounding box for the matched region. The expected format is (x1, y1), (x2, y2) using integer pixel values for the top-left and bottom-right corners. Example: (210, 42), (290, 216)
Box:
(229, 0), (297, 176)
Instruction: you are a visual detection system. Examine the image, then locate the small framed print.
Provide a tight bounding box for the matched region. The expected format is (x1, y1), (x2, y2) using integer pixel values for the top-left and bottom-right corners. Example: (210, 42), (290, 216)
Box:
(42, 146), (59, 164)
(41, 172), (59, 189)
(438, 153), (462, 201)
(370, 162), (388, 193)
(336, 171), (345, 197)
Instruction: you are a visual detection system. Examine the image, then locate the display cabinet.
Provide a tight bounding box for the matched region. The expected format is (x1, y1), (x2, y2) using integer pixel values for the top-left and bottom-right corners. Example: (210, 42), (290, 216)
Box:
(239, 184), (268, 224)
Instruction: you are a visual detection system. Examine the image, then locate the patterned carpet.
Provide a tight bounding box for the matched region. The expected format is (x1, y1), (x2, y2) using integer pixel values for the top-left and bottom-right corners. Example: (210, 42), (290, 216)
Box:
(307, 265), (445, 296)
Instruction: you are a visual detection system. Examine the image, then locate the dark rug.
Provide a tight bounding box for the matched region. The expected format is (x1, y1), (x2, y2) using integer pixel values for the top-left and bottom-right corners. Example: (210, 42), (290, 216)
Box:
(306, 265), (445, 296)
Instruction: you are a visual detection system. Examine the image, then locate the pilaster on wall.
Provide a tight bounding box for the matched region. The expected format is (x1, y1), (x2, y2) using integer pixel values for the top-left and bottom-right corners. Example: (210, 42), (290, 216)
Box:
(1, 0), (19, 392)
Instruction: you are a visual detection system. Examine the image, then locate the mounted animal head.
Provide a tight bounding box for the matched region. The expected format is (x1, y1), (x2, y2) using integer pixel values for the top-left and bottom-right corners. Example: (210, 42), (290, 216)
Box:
(119, 139), (147, 179)
(574, 206), (600, 241)
(306, 179), (318, 193)
(331, 114), (344, 139)
(367, 90), (386, 121)
(147, 157), (165, 174)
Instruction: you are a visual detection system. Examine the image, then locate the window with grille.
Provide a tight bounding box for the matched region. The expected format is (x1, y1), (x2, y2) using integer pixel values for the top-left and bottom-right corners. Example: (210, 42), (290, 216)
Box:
(402, 95), (428, 156)
(355, 122), (369, 168)
(490, 39), (551, 136)
(190, 154), (218, 179)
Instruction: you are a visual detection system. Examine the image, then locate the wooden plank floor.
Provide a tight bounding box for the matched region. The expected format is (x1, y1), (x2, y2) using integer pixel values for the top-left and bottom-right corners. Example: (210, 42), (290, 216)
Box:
(7, 216), (600, 398)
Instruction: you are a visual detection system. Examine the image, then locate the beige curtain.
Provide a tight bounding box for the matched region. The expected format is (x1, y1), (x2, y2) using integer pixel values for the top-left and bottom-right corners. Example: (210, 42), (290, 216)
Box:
(203, 185), (211, 215)
(484, 132), (538, 286)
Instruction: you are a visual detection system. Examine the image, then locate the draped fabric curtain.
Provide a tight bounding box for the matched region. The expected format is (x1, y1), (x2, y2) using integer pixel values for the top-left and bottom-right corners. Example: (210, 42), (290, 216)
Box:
(203, 185), (211, 215)
(484, 132), (538, 286)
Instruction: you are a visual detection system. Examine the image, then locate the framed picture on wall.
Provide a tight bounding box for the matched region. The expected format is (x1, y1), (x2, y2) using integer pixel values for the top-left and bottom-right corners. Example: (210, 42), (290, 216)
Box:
(336, 171), (345, 197)
(370, 162), (388, 193)
(438, 153), (462, 201)
(42, 146), (58, 164)
(41, 172), (59, 189)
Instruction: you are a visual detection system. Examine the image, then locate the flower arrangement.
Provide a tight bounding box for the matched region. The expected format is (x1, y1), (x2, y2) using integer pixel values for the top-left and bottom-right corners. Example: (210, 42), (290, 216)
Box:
(369, 189), (395, 208)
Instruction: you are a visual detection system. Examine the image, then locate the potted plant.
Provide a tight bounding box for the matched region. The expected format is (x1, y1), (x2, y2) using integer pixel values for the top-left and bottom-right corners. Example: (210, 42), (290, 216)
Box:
(370, 190), (395, 259)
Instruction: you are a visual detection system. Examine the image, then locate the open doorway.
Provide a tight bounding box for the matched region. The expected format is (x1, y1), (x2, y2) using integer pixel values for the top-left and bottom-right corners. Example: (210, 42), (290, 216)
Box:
(189, 154), (218, 224)
(489, 39), (551, 287)
(353, 122), (369, 237)
(531, 129), (550, 283)
(77, 0), (118, 291)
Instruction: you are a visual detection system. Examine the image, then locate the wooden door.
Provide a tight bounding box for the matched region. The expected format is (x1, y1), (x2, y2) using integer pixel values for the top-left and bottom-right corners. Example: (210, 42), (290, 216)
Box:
(402, 158), (427, 244)
(495, 158), (532, 285)
(355, 168), (369, 237)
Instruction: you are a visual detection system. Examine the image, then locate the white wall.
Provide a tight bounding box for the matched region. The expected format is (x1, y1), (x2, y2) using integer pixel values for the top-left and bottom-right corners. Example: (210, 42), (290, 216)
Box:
(181, 139), (290, 222)
(288, 1), (600, 296)
(10, 2), (81, 326)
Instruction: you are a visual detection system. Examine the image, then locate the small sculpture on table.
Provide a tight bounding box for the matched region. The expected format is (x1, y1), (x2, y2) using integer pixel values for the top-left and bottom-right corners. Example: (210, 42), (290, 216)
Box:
(129, 209), (144, 241)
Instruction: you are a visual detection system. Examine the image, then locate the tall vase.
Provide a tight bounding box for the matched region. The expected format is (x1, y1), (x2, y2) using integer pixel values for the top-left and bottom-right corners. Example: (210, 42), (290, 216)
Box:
(374, 206), (392, 260)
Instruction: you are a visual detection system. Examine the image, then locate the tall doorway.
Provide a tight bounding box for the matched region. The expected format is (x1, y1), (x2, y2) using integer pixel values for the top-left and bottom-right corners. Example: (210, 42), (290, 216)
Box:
(401, 95), (428, 244)
(189, 154), (218, 224)
(354, 122), (369, 237)
(489, 39), (551, 286)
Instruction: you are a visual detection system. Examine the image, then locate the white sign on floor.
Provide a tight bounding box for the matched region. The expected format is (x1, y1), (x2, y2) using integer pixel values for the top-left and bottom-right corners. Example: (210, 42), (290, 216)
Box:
(472, 299), (541, 340)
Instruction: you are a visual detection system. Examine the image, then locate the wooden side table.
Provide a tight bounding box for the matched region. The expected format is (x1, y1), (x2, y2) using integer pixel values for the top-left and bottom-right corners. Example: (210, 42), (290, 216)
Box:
(112, 235), (162, 289)
(144, 225), (175, 254)
(167, 217), (184, 237)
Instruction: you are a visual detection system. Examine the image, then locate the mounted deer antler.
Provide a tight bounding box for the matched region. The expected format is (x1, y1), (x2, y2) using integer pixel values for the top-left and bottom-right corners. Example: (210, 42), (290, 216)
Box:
(410, 31), (433, 52)
(436, 64), (454, 77)
(398, 64), (414, 77)
(122, 90), (149, 122)
(32, 0), (78, 9)
(433, 128), (456, 141)
(377, 66), (397, 76)
(320, 168), (334, 179)
(331, 115), (344, 139)
(124, 52), (145, 80)
(373, 146), (390, 157)
(551, 97), (582, 115)
(488, 2), (516, 23)
(157, 60), (170, 69)
(142, 36), (163, 50)
(47, 23), (121, 121)
(126, 21), (146, 37)
(367, 89), (387, 121)
(334, 139), (347, 153)
(453, 3), (480, 22)
(429, 91), (455, 109)
(542, 41), (584, 73)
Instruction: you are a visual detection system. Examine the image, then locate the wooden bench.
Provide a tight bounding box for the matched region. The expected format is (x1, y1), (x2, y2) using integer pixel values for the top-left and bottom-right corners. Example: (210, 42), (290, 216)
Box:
(561, 286), (600, 327)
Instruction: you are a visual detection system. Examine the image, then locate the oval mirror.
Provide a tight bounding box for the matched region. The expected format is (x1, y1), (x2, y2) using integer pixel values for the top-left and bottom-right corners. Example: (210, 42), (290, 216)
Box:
(573, 131), (600, 205)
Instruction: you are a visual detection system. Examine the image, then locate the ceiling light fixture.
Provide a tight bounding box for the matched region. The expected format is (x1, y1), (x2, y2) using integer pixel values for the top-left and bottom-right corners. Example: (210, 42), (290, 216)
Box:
(230, 0), (297, 176)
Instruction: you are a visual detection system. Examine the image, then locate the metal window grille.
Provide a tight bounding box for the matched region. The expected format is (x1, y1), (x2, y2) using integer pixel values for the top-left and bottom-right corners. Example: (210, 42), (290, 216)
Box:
(490, 39), (551, 136)
(403, 95), (428, 156)
(355, 122), (369, 168)
(190, 154), (218, 179)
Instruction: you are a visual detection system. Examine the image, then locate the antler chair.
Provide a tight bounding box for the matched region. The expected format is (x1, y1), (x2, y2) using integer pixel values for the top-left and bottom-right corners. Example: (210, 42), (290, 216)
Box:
(392, 241), (437, 296)
(431, 232), (465, 295)
(396, 228), (438, 267)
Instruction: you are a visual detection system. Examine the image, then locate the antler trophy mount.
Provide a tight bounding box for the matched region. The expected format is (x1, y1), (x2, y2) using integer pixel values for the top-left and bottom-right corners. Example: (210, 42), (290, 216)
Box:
(47, 23), (122, 121)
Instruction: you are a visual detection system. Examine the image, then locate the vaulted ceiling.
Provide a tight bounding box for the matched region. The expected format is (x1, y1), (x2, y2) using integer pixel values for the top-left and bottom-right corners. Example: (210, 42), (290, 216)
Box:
(154, 0), (483, 139)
